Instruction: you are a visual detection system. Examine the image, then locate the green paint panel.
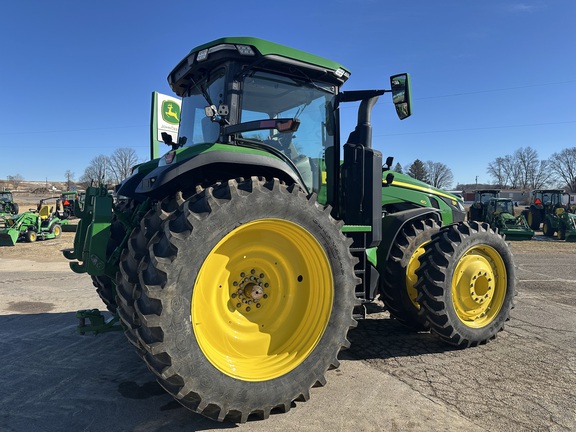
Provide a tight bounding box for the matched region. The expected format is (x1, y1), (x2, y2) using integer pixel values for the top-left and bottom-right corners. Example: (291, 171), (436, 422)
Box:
(188, 37), (350, 76)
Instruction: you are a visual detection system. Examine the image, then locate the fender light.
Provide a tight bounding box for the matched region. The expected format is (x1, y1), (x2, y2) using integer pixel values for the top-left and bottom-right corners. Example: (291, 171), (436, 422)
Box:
(165, 151), (176, 164)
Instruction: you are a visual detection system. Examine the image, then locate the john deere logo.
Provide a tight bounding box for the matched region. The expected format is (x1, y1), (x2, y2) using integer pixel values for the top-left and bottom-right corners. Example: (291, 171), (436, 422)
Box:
(162, 100), (181, 124)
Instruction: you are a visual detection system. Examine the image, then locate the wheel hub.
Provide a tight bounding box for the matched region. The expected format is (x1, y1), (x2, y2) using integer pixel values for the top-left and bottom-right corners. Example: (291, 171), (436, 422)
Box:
(452, 245), (507, 327)
(231, 269), (269, 312)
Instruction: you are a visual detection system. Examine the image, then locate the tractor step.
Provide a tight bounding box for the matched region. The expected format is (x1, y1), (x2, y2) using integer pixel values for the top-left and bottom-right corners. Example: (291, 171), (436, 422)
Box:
(76, 309), (122, 335)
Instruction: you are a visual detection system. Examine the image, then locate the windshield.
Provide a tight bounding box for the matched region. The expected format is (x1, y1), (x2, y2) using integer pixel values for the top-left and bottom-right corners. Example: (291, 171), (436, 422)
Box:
(178, 70), (225, 145)
(492, 200), (513, 214)
(240, 71), (336, 196)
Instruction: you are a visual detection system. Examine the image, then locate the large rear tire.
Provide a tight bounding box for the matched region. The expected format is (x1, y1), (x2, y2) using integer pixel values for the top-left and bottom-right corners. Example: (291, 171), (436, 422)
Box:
(527, 208), (541, 230)
(130, 177), (358, 422)
(379, 218), (440, 329)
(116, 190), (196, 350)
(416, 221), (515, 347)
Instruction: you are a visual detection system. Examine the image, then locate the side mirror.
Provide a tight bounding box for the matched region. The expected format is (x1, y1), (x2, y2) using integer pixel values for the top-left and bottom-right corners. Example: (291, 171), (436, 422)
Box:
(390, 73), (412, 120)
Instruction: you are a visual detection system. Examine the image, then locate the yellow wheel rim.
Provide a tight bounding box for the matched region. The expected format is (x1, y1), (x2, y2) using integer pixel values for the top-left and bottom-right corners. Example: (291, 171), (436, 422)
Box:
(406, 242), (429, 309)
(452, 245), (507, 328)
(53, 226), (61, 236)
(192, 218), (333, 382)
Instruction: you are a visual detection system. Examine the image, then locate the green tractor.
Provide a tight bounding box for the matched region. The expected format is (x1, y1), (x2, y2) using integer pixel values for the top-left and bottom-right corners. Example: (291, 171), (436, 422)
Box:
(0, 200), (65, 246)
(467, 189), (501, 221)
(0, 190), (19, 218)
(483, 198), (534, 241)
(521, 189), (567, 230)
(542, 206), (576, 241)
(60, 191), (80, 218)
(63, 37), (515, 423)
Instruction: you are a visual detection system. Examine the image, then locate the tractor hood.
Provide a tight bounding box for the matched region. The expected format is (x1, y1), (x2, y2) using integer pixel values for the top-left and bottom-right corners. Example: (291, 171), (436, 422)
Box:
(383, 170), (463, 206)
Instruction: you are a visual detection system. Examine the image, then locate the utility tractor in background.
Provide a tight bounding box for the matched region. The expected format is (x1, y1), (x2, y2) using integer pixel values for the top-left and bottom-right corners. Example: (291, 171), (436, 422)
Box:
(60, 191), (80, 218)
(0, 190), (19, 218)
(521, 189), (568, 230)
(0, 198), (65, 246)
(467, 189), (501, 221)
(63, 37), (516, 423)
(483, 198), (534, 241)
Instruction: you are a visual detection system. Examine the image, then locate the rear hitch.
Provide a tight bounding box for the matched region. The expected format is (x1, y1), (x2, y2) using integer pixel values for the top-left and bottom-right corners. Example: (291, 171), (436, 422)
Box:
(76, 309), (122, 335)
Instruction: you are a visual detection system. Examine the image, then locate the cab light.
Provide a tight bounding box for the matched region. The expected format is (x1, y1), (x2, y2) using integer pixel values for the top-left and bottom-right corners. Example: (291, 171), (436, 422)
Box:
(236, 45), (255, 56)
(197, 49), (208, 62)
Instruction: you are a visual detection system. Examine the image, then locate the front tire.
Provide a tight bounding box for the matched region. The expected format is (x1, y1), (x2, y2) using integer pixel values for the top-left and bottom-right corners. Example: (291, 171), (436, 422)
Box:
(542, 219), (555, 237)
(379, 218), (440, 329)
(25, 230), (37, 242)
(131, 178), (358, 422)
(50, 224), (62, 238)
(416, 221), (515, 347)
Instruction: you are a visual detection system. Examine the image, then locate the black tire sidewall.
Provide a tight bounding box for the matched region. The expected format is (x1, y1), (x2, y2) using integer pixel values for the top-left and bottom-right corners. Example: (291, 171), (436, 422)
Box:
(141, 180), (356, 413)
(435, 227), (515, 343)
(380, 218), (438, 327)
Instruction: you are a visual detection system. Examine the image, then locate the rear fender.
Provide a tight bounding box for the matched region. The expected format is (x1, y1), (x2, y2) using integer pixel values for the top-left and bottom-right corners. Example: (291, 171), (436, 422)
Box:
(135, 150), (303, 199)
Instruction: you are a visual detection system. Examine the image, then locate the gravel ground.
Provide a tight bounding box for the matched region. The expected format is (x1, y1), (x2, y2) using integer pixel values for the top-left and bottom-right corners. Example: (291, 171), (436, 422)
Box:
(0, 223), (574, 431)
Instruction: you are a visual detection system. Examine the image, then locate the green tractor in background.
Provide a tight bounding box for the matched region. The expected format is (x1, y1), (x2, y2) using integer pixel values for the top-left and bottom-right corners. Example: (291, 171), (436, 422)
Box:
(483, 198), (534, 241)
(63, 37), (515, 423)
(542, 208), (576, 241)
(466, 190), (533, 240)
(521, 189), (567, 230)
(0, 190), (19, 218)
(0, 199), (65, 246)
(467, 189), (501, 221)
(60, 191), (80, 218)
(520, 189), (576, 240)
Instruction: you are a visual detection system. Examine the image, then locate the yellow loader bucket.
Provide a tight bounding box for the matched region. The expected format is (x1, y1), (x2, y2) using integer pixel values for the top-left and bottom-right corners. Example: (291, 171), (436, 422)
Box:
(0, 228), (19, 246)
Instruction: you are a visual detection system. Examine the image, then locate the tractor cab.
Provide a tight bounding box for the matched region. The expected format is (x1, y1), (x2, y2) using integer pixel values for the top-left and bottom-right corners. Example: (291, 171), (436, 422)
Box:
(132, 38), (410, 226)
(467, 189), (500, 221)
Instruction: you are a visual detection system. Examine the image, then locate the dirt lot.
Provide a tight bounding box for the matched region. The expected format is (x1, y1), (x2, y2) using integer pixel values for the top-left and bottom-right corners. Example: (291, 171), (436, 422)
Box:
(1, 224), (575, 431)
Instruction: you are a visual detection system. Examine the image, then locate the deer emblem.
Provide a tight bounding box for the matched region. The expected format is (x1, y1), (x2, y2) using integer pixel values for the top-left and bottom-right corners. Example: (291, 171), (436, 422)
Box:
(164, 103), (180, 122)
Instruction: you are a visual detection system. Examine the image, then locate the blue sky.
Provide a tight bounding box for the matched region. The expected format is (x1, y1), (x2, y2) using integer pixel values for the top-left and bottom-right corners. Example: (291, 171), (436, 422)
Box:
(1, 0), (574, 188)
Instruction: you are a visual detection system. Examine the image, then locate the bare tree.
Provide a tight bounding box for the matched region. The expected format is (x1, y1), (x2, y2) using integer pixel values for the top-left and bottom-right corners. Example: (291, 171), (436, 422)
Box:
(108, 148), (139, 185)
(502, 154), (521, 189)
(548, 147), (576, 192)
(487, 157), (508, 188)
(530, 159), (552, 190)
(487, 146), (554, 190)
(80, 155), (111, 186)
(7, 174), (24, 190)
(514, 146), (550, 189)
(487, 152), (525, 189)
(64, 170), (75, 191)
(425, 161), (454, 189)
